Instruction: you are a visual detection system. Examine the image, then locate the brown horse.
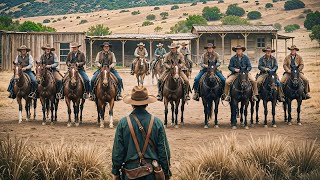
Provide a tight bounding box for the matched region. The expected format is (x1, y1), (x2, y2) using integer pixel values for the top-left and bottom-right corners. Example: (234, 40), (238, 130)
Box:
(94, 65), (116, 128)
(35, 63), (59, 125)
(183, 54), (192, 79)
(134, 58), (148, 86)
(64, 64), (85, 127)
(163, 64), (185, 128)
(13, 63), (37, 123)
(151, 56), (164, 85)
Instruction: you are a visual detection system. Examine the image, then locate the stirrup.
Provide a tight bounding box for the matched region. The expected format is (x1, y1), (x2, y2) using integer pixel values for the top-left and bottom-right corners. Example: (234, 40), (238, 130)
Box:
(28, 92), (36, 99)
(56, 92), (63, 99)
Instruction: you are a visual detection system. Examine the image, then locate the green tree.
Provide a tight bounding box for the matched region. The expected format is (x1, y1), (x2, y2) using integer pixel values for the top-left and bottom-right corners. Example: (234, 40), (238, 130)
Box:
(18, 21), (56, 32)
(273, 23), (282, 30)
(154, 7), (160, 10)
(221, 15), (249, 25)
(146, 14), (156, 20)
(284, 24), (300, 32)
(265, 3), (273, 8)
(226, 4), (245, 17)
(142, 21), (154, 26)
(154, 26), (163, 32)
(79, 19), (88, 24)
(0, 16), (16, 30)
(170, 15), (207, 33)
(202, 6), (222, 21)
(247, 11), (262, 20)
(284, 0), (305, 11)
(43, 19), (50, 23)
(160, 12), (169, 19)
(87, 24), (111, 36)
(191, 2), (197, 6)
(304, 11), (320, 30)
(131, 10), (140, 15)
(310, 24), (320, 46)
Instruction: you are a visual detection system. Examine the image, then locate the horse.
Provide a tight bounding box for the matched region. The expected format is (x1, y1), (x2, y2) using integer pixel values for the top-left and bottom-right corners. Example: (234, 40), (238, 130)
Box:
(151, 56), (164, 85)
(229, 67), (253, 129)
(134, 57), (148, 86)
(200, 62), (223, 128)
(93, 65), (117, 128)
(183, 54), (192, 79)
(283, 65), (304, 125)
(64, 63), (86, 127)
(35, 63), (59, 125)
(162, 63), (185, 128)
(12, 63), (37, 123)
(255, 72), (278, 128)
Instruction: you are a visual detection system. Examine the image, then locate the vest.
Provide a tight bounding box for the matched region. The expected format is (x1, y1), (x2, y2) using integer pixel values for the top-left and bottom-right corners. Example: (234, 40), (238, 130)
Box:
(99, 51), (113, 66)
(17, 55), (30, 68)
(137, 48), (146, 57)
(203, 52), (218, 65)
(40, 53), (54, 65)
(180, 48), (188, 55)
(290, 55), (296, 67)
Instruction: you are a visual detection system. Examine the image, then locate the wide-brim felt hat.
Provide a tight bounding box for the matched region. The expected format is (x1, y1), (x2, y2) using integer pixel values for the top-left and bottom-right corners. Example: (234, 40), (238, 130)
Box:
(41, 44), (55, 51)
(232, 45), (246, 52)
(288, 45), (299, 51)
(181, 42), (188, 46)
(204, 43), (216, 49)
(168, 42), (179, 49)
(70, 42), (81, 48)
(262, 46), (275, 53)
(156, 43), (164, 47)
(17, 45), (30, 52)
(123, 86), (157, 105)
(100, 42), (112, 48)
(137, 42), (145, 46)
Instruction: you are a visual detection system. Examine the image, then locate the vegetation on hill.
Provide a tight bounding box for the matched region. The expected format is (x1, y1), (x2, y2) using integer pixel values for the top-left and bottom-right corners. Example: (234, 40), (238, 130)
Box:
(0, 16), (56, 32)
(284, 0), (305, 11)
(202, 6), (222, 21)
(310, 25), (320, 46)
(226, 4), (245, 17)
(247, 11), (262, 20)
(170, 15), (207, 33)
(284, 24), (300, 33)
(87, 24), (111, 36)
(222, 15), (249, 25)
(304, 11), (320, 30)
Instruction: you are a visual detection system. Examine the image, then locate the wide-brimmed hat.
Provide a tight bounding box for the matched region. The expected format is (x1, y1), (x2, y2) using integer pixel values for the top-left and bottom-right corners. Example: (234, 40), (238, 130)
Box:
(137, 42), (145, 46)
(181, 42), (188, 46)
(168, 42), (180, 49)
(100, 42), (112, 48)
(232, 45), (246, 52)
(17, 45), (30, 52)
(262, 46), (275, 53)
(41, 44), (55, 51)
(70, 42), (81, 48)
(123, 86), (157, 105)
(204, 43), (216, 49)
(156, 43), (164, 47)
(288, 45), (299, 51)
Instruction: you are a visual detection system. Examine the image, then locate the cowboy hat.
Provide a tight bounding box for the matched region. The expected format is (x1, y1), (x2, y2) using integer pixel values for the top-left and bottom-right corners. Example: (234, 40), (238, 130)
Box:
(123, 86), (157, 105)
(41, 44), (55, 51)
(204, 43), (216, 49)
(17, 45), (30, 52)
(232, 45), (246, 52)
(100, 42), (112, 48)
(156, 43), (164, 47)
(262, 46), (275, 53)
(137, 42), (145, 46)
(70, 42), (81, 48)
(181, 42), (188, 46)
(288, 45), (299, 51)
(168, 42), (180, 49)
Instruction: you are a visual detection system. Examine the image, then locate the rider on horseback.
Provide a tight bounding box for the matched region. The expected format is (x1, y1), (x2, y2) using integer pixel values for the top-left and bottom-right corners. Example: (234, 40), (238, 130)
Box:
(38, 44), (64, 99)
(256, 46), (285, 102)
(192, 43), (226, 101)
(152, 43), (166, 69)
(131, 42), (149, 75)
(281, 45), (311, 99)
(8, 45), (38, 99)
(66, 42), (91, 99)
(179, 42), (193, 72)
(223, 45), (259, 102)
(91, 42), (123, 101)
(157, 43), (191, 101)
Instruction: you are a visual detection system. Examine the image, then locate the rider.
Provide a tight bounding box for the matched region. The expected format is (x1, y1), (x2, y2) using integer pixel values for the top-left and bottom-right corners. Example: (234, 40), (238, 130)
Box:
(179, 42), (193, 71)
(38, 44), (64, 99)
(7, 45), (37, 99)
(192, 43), (226, 101)
(223, 45), (259, 102)
(131, 42), (149, 75)
(91, 42), (123, 101)
(281, 45), (311, 99)
(156, 43), (191, 101)
(66, 42), (91, 99)
(256, 46), (285, 102)
(152, 43), (166, 68)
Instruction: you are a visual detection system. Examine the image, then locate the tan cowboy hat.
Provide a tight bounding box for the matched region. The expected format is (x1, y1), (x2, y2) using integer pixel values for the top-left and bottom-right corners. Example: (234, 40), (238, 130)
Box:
(41, 44), (55, 51)
(262, 46), (275, 53)
(17, 45), (30, 52)
(137, 42), (145, 46)
(181, 42), (188, 46)
(156, 43), (164, 47)
(100, 42), (112, 48)
(168, 42), (180, 49)
(70, 42), (81, 48)
(123, 86), (157, 105)
(232, 45), (246, 52)
(288, 45), (299, 51)
(204, 43), (216, 49)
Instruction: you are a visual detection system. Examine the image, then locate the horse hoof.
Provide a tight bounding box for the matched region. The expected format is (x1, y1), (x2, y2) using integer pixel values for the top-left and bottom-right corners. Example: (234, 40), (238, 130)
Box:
(174, 125), (179, 129)
(75, 123), (79, 127)
(42, 122), (46, 126)
(171, 123), (174, 126)
(180, 122), (184, 126)
(51, 122), (54, 126)
(67, 123), (72, 127)
(297, 122), (302, 126)
(214, 125), (219, 128)
(18, 120), (22, 124)
(245, 126), (249, 130)
(232, 126), (237, 130)
(264, 125), (268, 128)
(273, 124), (277, 128)
(251, 124), (254, 128)
(26, 118), (29, 122)
(109, 124), (114, 129)
(288, 122), (292, 126)
(256, 122), (259, 125)
(100, 124), (104, 128)
(204, 125), (208, 129)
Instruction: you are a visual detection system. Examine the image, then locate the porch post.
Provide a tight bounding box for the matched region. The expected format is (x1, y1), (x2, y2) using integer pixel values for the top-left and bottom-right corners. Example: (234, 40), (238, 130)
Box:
(196, 37), (200, 65)
(90, 39), (93, 68)
(149, 40), (153, 62)
(121, 40), (127, 67)
(285, 39), (288, 58)
(241, 33), (249, 55)
(275, 33), (278, 60)
(219, 33), (226, 65)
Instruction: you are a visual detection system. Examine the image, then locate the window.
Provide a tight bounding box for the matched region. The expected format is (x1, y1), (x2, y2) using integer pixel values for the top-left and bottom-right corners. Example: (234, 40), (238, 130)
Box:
(60, 43), (70, 62)
(207, 39), (215, 45)
(257, 37), (265, 48)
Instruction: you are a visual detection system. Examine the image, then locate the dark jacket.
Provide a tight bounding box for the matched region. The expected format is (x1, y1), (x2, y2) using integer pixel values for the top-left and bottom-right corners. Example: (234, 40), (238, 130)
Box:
(258, 55), (278, 74)
(228, 54), (252, 74)
(66, 50), (86, 69)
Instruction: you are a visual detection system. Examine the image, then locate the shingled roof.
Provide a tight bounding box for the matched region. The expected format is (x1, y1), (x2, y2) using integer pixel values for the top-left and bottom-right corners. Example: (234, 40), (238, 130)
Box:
(86, 33), (198, 40)
(192, 25), (278, 33)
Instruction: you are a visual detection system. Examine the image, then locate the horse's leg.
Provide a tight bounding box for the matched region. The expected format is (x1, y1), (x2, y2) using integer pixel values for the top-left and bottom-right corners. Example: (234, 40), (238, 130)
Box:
(33, 99), (37, 120)
(66, 98), (72, 127)
(46, 98), (50, 119)
(25, 98), (30, 121)
(283, 101), (288, 123)
(109, 99), (115, 128)
(287, 99), (292, 125)
(231, 100), (237, 129)
(180, 99), (185, 125)
(95, 99), (100, 125)
(50, 98), (54, 125)
(98, 100), (105, 128)
(54, 99), (59, 122)
(164, 98), (168, 127)
(80, 98), (85, 124)
(255, 99), (260, 125)
(214, 98), (220, 128)
(202, 99), (208, 128)
(240, 101), (244, 125)
(17, 97), (23, 123)
(74, 99), (80, 126)
(297, 99), (302, 125)
(137, 75), (140, 86)
(263, 100), (268, 128)
(40, 97), (46, 125)
(272, 100), (277, 128)
(244, 101), (249, 129)
(170, 101), (174, 126)
(250, 100), (254, 126)
(174, 100), (180, 128)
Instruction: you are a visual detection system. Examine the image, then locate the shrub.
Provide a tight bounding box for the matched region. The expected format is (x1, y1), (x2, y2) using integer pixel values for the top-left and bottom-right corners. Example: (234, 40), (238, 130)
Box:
(154, 26), (163, 32)
(304, 11), (320, 30)
(161, 21), (167, 23)
(170, 15), (207, 33)
(87, 24), (112, 36)
(218, 0), (224, 3)
(171, 5), (179, 10)
(247, 11), (262, 20)
(256, 2), (260, 5)
(303, 9), (312, 14)
(310, 24), (320, 46)
(119, 9), (129, 13)
(202, 6), (222, 21)
(142, 21), (154, 26)
(63, 16), (67, 19)
(202, 1), (207, 4)
(43, 19), (50, 23)
(265, 3), (273, 8)
(76, 16), (80, 19)
(160, 12), (169, 19)
(191, 2), (197, 6)
(52, 20), (57, 23)
(298, 14), (305, 19)
(273, 23), (282, 30)
(57, 18), (61, 21)
(146, 14), (156, 20)
(183, 13), (188, 16)
(284, 0), (305, 11)
(154, 6), (160, 10)
(226, 4), (245, 17)
(284, 24), (300, 32)
(79, 19), (88, 24)
(272, 0), (279, 2)
(222, 15), (250, 25)
(131, 10), (140, 15)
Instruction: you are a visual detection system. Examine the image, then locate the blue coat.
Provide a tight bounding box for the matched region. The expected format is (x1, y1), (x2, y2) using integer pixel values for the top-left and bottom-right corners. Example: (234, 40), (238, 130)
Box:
(228, 54), (252, 74)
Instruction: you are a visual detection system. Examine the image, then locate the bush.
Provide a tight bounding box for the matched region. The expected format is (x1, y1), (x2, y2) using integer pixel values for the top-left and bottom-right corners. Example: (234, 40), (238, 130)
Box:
(131, 10), (140, 15)
(247, 11), (262, 20)
(191, 2), (197, 6)
(284, 0), (305, 11)
(57, 18), (61, 21)
(119, 9), (129, 13)
(298, 14), (305, 19)
(272, 0), (279, 2)
(218, 0), (224, 3)
(142, 21), (154, 26)
(310, 25), (320, 46)
(202, 1), (207, 4)
(87, 24), (112, 36)
(43, 19), (50, 23)
(273, 23), (282, 30)
(76, 16), (80, 19)
(161, 21), (167, 23)
(222, 15), (250, 25)
(171, 5), (179, 10)
(63, 16), (67, 19)
(226, 4), (245, 17)
(265, 3), (273, 8)
(154, 26), (163, 32)
(256, 2), (260, 5)
(154, 6), (160, 10)
(183, 13), (188, 16)
(284, 24), (300, 32)
(304, 11), (320, 30)
(170, 15), (207, 33)
(202, 6), (222, 21)
(146, 14), (156, 20)
(79, 19), (88, 24)
(18, 21), (56, 32)
(160, 12), (169, 19)
(303, 9), (312, 14)
(52, 20), (57, 23)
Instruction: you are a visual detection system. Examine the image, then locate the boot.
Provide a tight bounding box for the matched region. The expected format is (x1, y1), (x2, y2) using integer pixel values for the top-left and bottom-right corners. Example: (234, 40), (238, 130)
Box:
(157, 80), (163, 101)
(115, 88), (123, 101)
(90, 88), (96, 101)
(28, 86), (37, 99)
(83, 92), (90, 99)
(56, 81), (63, 99)
(8, 91), (16, 99)
(304, 93), (311, 100)
(130, 64), (134, 75)
(184, 84), (190, 101)
(224, 95), (231, 102)
(192, 92), (199, 101)
(278, 87), (285, 102)
(252, 95), (258, 102)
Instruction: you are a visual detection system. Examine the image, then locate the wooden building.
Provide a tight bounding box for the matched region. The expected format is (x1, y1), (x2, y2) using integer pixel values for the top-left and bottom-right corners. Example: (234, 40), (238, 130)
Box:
(0, 31), (86, 70)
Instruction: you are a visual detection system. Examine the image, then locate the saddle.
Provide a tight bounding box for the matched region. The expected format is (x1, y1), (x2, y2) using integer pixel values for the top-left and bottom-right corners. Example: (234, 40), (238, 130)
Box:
(199, 72), (222, 93)
(94, 71), (118, 88)
(22, 72), (32, 85)
(63, 71), (85, 88)
(152, 58), (162, 69)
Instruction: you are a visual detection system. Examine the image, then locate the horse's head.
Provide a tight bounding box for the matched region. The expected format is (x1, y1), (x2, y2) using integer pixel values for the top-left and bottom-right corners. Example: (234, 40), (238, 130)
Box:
(139, 58), (145, 67)
(290, 65), (300, 87)
(239, 67), (250, 89)
(170, 62), (181, 82)
(68, 63), (78, 86)
(35, 62), (45, 83)
(100, 65), (110, 87)
(267, 71), (278, 92)
(13, 62), (23, 81)
(207, 61), (217, 82)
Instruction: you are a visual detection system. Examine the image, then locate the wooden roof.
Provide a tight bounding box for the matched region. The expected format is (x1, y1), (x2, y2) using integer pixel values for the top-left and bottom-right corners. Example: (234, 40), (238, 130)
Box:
(192, 25), (278, 33)
(86, 33), (198, 41)
(0, 30), (85, 35)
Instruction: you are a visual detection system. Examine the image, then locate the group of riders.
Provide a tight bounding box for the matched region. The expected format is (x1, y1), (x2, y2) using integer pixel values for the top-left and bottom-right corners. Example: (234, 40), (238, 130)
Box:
(8, 41), (311, 104)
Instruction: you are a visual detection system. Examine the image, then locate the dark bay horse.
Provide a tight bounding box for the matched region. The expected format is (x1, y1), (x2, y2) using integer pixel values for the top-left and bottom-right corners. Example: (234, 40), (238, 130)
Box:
(36, 63), (59, 125)
(151, 56), (164, 85)
(200, 62), (223, 128)
(13, 63), (37, 123)
(255, 72), (278, 128)
(94, 65), (116, 128)
(163, 64), (185, 128)
(134, 58), (148, 86)
(283, 65), (304, 125)
(230, 68), (253, 129)
(64, 64), (85, 127)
